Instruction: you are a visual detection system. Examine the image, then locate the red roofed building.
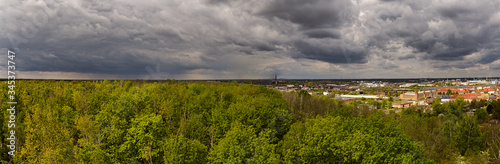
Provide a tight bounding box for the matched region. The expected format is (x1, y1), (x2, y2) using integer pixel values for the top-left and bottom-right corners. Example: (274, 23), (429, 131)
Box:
(400, 90), (438, 100)
(455, 93), (489, 102)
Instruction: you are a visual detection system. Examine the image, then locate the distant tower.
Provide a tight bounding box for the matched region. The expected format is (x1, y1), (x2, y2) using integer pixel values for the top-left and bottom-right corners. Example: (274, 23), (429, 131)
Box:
(275, 74), (277, 84)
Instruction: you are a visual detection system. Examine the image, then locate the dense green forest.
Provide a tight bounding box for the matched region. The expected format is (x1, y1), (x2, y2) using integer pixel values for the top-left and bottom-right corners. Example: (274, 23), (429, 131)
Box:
(1, 80), (500, 163)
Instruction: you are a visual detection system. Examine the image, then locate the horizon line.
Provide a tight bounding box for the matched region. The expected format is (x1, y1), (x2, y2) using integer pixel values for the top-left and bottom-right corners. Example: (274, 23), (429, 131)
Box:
(2, 77), (500, 81)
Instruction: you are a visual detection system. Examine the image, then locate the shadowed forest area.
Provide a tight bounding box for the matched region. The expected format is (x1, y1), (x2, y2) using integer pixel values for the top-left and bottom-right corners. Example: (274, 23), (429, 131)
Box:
(1, 80), (500, 163)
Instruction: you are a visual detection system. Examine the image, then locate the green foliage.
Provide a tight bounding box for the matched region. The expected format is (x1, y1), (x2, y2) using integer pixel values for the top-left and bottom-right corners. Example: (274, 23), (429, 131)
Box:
(75, 114), (108, 163)
(399, 113), (457, 163)
(120, 114), (163, 163)
(491, 100), (500, 120)
(18, 104), (76, 163)
(279, 113), (432, 163)
(297, 90), (311, 98)
(1, 80), (493, 163)
(475, 108), (489, 123)
(283, 92), (342, 121)
(1, 80), (292, 163)
(457, 115), (485, 156)
(208, 122), (279, 164)
(487, 103), (495, 114)
(164, 135), (208, 164)
(487, 125), (500, 163)
(432, 98), (445, 115)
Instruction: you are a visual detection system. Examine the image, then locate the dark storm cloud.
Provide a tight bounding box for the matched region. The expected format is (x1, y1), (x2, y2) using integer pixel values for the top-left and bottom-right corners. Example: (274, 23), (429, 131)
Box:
(294, 41), (367, 64)
(388, 2), (490, 62)
(303, 29), (341, 39)
(258, 0), (354, 29)
(477, 53), (500, 65)
(15, 34), (171, 75)
(398, 55), (416, 60)
(0, 0), (218, 76)
(256, 0), (367, 64)
(228, 37), (279, 52)
(405, 36), (479, 61)
(363, 0), (500, 70)
(432, 62), (477, 70)
(438, 7), (470, 19)
(1, 0), (500, 79)
(378, 60), (398, 69)
(19, 49), (153, 74)
(205, 0), (231, 5)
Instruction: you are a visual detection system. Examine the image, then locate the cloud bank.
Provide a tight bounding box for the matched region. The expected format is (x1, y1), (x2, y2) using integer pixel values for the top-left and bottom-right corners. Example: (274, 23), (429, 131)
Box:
(1, 0), (499, 79)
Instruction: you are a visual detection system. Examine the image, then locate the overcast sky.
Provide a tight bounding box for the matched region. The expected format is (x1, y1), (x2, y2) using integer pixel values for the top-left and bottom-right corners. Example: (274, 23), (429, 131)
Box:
(1, 0), (500, 80)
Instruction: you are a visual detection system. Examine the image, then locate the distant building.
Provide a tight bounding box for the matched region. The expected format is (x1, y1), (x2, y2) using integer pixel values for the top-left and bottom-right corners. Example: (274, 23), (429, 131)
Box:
(393, 102), (413, 108)
(458, 93), (490, 102)
(441, 96), (450, 103)
(399, 83), (418, 87)
(339, 95), (379, 99)
(361, 82), (387, 87)
(377, 92), (386, 97)
(400, 91), (438, 100)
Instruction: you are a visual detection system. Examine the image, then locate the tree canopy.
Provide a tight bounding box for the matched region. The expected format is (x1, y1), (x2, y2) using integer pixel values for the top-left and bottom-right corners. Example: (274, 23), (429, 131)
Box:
(1, 80), (498, 163)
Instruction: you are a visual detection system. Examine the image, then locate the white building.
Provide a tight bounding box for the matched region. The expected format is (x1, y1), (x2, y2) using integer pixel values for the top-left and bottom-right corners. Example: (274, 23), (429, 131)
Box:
(399, 83), (418, 87)
(339, 95), (379, 99)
